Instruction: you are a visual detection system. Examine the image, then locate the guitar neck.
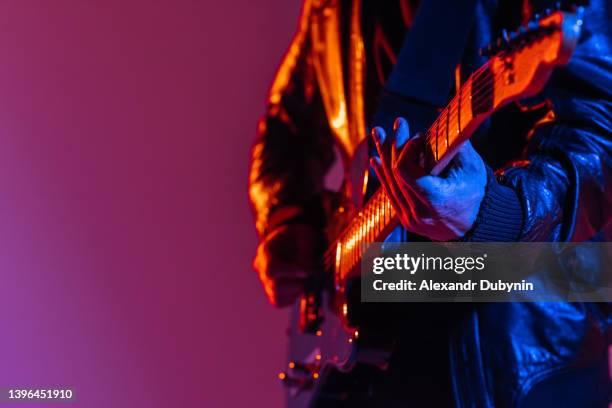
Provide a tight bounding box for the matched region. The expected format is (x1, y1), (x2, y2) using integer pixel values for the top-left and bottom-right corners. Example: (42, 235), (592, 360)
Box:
(426, 62), (495, 175)
(324, 188), (399, 284)
(325, 61), (498, 283)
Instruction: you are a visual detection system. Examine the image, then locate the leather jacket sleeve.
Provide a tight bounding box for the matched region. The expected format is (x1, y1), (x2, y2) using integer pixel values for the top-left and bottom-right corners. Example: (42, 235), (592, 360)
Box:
(248, 2), (335, 237)
(465, 0), (612, 242)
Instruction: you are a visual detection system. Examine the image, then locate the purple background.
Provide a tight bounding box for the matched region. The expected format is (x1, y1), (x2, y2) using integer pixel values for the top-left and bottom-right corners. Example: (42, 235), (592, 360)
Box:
(0, 1), (300, 406)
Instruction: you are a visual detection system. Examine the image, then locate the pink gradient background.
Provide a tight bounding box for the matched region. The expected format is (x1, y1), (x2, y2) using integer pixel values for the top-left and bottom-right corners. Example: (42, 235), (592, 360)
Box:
(0, 1), (300, 406)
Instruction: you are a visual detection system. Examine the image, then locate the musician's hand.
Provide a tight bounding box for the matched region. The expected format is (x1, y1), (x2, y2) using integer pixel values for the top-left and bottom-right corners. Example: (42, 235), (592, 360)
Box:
(253, 224), (321, 307)
(370, 117), (486, 241)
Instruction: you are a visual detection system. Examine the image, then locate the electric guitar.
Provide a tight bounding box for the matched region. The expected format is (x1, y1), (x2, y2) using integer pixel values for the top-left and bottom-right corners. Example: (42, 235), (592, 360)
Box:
(279, 8), (584, 407)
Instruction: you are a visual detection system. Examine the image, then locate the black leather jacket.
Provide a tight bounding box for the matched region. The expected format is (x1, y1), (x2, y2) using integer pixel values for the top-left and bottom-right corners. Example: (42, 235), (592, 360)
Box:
(249, 0), (611, 405)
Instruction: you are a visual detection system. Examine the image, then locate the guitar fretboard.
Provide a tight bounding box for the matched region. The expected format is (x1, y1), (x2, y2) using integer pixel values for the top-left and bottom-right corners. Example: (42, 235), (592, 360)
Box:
(325, 61), (498, 283)
(325, 189), (397, 283)
(426, 64), (494, 173)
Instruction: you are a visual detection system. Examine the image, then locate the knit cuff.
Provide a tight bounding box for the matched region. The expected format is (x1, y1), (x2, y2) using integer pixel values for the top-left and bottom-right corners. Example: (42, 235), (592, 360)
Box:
(461, 167), (523, 242)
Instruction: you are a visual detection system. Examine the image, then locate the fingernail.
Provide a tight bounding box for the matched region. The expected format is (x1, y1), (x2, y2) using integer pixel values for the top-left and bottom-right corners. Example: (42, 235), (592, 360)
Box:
(393, 118), (403, 131)
(371, 128), (382, 145)
(369, 157), (382, 167)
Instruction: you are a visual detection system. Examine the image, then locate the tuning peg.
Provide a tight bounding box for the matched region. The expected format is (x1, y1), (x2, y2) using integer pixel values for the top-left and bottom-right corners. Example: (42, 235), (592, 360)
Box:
(532, 13), (541, 21)
(480, 28), (517, 57)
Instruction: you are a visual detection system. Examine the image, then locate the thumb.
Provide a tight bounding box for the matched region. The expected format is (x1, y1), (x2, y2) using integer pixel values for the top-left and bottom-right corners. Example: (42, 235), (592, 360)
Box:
(453, 141), (484, 172)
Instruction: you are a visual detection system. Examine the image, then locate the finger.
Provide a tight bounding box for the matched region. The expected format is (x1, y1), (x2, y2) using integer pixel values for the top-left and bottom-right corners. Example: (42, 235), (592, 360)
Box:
(370, 157), (398, 205)
(391, 117), (411, 172)
(452, 140), (484, 173)
(414, 174), (443, 195)
(372, 127), (414, 212)
(391, 133), (443, 223)
(393, 117), (410, 150)
(390, 152), (427, 223)
(394, 146), (444, 213)
(434, 141), (485, 187)
(371, 157), (410, 227)
(393, 132), (429, 191)
(392, 118), (423, 175)
(372, 127), (392, 168)
(371, 157), (412, 228)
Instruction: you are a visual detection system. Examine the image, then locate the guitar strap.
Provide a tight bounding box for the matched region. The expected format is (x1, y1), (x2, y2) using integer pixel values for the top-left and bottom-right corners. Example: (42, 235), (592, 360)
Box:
(373, 0), (478, 134)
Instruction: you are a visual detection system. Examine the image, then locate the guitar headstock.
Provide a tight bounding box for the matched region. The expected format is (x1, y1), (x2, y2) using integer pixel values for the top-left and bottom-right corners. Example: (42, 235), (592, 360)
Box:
(483, 7), (584, 109)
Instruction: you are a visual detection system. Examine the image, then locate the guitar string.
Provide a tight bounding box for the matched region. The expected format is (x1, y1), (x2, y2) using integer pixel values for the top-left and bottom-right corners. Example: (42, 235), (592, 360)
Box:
(422, 60), (493, 141)
(323, 77), (501, 268)
(322, 84), (500, 269)
(323, 59), (536, 268)
(322, 25), (560, 268)
(425, 21), (561, 138)
(424, 66), (501, 146)
(322, 68), (504, 266)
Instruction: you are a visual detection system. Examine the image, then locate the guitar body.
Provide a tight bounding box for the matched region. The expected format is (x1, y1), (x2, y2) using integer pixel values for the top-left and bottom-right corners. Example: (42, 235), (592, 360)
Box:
(277, 8), (583, 407)
(283, 295), (352, 408)
(284, 291), (398, 407)
(282, 138), (395, 405)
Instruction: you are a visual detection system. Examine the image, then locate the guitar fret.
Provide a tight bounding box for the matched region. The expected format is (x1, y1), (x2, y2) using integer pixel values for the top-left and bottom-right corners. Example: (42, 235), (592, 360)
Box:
(366, 206), (371, 244)
(368, 201), (373, 243)
(364, 211), (367, 236)
(373, 196), (378, 238)
(363, 204), (369, 242)
(445, 106), (450, 151)
(359, 214), (364, 254)
(371, 195), (375, 238)
(363, 208), (368, 245)
(379, 195), (385, 238)
(381, 195), (386, 227)
(335, 60), (490, 278)
(367, 209), (370, 242)
(327, 7), (580, 280)
(382, 195), (387, 226)
(362, 213), (366, 247)
(441, 118), (445, 158)
(435, 119), (440, 161)
(439, 117), (445, 160)
(376, 201), (379, 234)
(457, 89), (462, 135)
